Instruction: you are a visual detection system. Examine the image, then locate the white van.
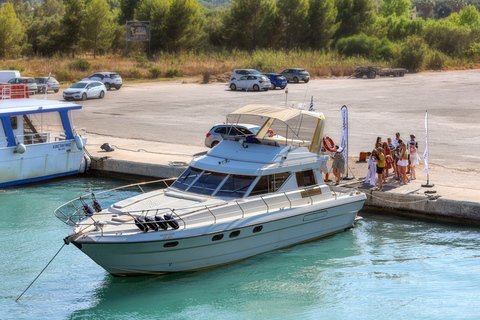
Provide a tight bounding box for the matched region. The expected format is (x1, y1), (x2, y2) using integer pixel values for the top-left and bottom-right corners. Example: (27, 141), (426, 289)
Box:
(0, 70), (21, 83)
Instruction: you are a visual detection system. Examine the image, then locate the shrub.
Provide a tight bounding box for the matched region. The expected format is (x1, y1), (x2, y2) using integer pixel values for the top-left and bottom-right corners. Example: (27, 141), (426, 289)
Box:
(202, 72), (210, 84)
(127, 68), (143, 79)
(397, 36), (428, 71)
(54, 68), (75, 82)
(425, 50), (448, 70)
(166, 68), (179, 77)
(149, 67), (162, 78)
(69, 59), (91, 71)
(134, 55), (149, 68)
(3, 62), (25, 72)
(336, 33), (382, 59)
(423, 21), (475, 56)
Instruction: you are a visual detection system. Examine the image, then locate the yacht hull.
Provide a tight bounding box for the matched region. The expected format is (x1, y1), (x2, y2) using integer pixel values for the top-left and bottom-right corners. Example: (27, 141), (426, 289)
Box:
(73, 199), (364, 276)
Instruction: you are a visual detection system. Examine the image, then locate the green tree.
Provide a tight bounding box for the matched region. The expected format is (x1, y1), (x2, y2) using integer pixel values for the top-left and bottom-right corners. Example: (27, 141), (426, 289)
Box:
(306, 0), (339, 49)
(135, 0), (169, 51)
(417, 0), (436, 19)
(120, 0), (141, 23)
(277, 0), (309, 47)
(82, 0), (116, 58)
(61, 0), (86, 57)
(222, 0), (278, 50)
(334, 0), (376, 39)
(0, 2), (26, 57)
(163, 0), (206, 51)
(378, 0), (412, 17)
(456, 4), (480, 29)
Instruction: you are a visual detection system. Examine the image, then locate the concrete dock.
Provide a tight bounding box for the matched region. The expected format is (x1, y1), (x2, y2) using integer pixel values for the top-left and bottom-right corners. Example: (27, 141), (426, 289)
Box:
(85, 132), (480, 225)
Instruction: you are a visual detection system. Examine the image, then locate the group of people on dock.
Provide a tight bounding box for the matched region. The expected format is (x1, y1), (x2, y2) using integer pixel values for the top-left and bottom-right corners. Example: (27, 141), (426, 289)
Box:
(367, 132), (421, 191)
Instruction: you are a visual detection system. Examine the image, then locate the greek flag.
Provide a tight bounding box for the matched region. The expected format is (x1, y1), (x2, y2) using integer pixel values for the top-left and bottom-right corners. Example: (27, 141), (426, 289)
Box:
(308, 96), (314, 111)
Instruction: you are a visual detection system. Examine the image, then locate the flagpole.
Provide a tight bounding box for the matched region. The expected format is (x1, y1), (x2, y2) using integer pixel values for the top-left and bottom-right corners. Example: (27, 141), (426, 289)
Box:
(422, 110), (434, 187)
(341, 105), (353, 180)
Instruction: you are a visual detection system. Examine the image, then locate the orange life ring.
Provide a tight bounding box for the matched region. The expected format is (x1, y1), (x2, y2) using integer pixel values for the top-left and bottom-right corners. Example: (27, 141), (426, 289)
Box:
(322, 136), (335, 152)
(267, 129), (274, 137)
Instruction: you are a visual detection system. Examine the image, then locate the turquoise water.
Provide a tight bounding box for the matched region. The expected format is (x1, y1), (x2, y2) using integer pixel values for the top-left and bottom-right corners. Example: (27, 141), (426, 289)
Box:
(1, 177), (480, 320)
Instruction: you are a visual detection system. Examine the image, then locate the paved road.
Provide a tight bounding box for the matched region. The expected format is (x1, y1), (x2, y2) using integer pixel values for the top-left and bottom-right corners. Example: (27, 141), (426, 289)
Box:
(49, 70), (480, 171)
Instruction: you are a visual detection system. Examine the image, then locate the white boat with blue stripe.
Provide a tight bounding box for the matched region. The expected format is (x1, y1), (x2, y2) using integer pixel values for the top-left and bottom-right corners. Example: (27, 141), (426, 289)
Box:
(0, 98), (87, 187)
(56, 104), (365, 276)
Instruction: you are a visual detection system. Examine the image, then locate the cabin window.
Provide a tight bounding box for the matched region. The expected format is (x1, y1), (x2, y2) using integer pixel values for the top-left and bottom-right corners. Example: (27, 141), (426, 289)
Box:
(212, 234), (224, 241)
(249, 172), (290, 196)
(171, 167), (202, 190)
(188, 171), (227, 195)
(215, 174), (256, 198)
(10, 116), (17, 130)
(229, 230), (240, 238)
(253, 226), (263, 233)
(163, 242), (179, 248)
(296, 170), (316, 187)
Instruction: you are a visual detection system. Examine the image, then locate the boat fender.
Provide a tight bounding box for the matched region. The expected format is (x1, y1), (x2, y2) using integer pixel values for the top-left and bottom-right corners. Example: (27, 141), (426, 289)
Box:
(91, 193), (102, 212)
(164, 214), (180, 229)
(145, 217), (159, 231)
(134, 217), (148, 232)
(74, 134), (84, 150)
(15, 143), (26, 154)
(155, 215), (168, 230)
(322, 136), (335, 152)
(82, 205), (93, 217)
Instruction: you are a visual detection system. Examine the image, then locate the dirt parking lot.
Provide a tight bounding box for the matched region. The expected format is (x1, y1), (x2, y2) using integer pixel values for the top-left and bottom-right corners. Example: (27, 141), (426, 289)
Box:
(50, 70), (480, 171)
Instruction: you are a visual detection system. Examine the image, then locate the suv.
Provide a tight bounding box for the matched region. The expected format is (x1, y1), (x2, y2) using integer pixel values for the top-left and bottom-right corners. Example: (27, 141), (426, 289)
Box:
(85, 72), (122, 90)
(230, 69), (262, 81)
(8, 77), (37, 93)
(35, 77), (60, 93)
(205, 124), (262, 148)
(229, 75), (271, 91)
(281, 68), (310, 83)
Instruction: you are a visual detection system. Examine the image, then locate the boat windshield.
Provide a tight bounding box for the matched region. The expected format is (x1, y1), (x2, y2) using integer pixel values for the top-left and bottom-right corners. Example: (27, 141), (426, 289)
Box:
(171, 167), (202, 190)
(172, 167), (291, 198)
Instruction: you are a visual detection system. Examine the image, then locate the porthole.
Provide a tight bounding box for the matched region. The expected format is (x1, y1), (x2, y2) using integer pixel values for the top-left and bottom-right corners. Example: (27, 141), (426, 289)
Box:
(253, 226), (263, 233)
(212, 234), (224, 241)
(229, 230), (240, 238)
(163, 241), (179, 248)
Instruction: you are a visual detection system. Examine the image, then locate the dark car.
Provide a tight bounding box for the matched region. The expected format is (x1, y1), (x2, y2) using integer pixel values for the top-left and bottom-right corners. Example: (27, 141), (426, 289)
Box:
(281, 68), (310, 83)
(84, 72), (122, 90)
(263, 73), (287, 90)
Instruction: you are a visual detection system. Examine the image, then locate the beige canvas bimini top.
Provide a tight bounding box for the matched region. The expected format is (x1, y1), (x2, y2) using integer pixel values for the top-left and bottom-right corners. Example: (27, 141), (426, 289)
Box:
(228, 104), (324, 122)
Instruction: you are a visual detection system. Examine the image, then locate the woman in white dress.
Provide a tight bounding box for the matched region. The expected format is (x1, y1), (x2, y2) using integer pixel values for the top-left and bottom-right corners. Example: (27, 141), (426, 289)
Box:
(366, 149), (378, 187)
(409, 140), (419, 180)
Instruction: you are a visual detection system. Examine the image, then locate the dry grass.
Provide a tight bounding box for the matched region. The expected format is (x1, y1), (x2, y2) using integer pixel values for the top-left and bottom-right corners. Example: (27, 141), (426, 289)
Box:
(3, 50), (477, 83)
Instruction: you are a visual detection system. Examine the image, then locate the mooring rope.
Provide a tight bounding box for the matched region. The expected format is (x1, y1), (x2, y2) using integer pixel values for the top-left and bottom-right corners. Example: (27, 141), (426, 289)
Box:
(15, 243), (66, 302)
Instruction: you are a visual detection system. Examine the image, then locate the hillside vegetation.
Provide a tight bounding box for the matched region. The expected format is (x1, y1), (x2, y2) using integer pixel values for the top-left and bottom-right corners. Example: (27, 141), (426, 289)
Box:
(2, 0), (480, 80)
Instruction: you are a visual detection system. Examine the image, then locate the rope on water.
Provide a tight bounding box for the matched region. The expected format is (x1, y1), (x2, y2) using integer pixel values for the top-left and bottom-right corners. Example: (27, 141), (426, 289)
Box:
(15, 243), (66, 302)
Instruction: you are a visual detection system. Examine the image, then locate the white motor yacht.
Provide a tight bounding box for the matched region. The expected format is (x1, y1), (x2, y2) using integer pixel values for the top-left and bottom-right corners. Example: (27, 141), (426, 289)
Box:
(55, 104), (365, 276)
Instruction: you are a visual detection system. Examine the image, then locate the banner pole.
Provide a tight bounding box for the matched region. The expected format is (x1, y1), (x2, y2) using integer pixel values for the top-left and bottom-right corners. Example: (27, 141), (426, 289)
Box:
(422, 110), (434, 187)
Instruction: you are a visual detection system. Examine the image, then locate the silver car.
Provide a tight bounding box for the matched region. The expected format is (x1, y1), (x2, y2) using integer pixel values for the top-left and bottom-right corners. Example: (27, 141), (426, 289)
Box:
(281, 68), (310, 83)
(35, 77), (60, 93)
(7, 77), (37, 93)
(63, 81), (106, 101)
(230, 69), (262, 81)
(229, 75), (271, 91)
(85, 72), (122, 90)
(205, 124), (262, 148)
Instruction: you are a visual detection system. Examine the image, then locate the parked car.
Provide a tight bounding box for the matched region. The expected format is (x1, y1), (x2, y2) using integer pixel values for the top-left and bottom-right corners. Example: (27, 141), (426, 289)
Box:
(281, 68), (310, 83)
(263, 73), (287, 90)
(0, 70), (21, 83)
(7, 77), (37, 93)
(205, 123), (280, 148)
(230, 69), (262, 81)
(205, 124), (262, 148)
(229, 75), (271, 91)
(35, 77), (60, 93)
(84, 72), (122, 90)
(63, 81), (106, 101)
